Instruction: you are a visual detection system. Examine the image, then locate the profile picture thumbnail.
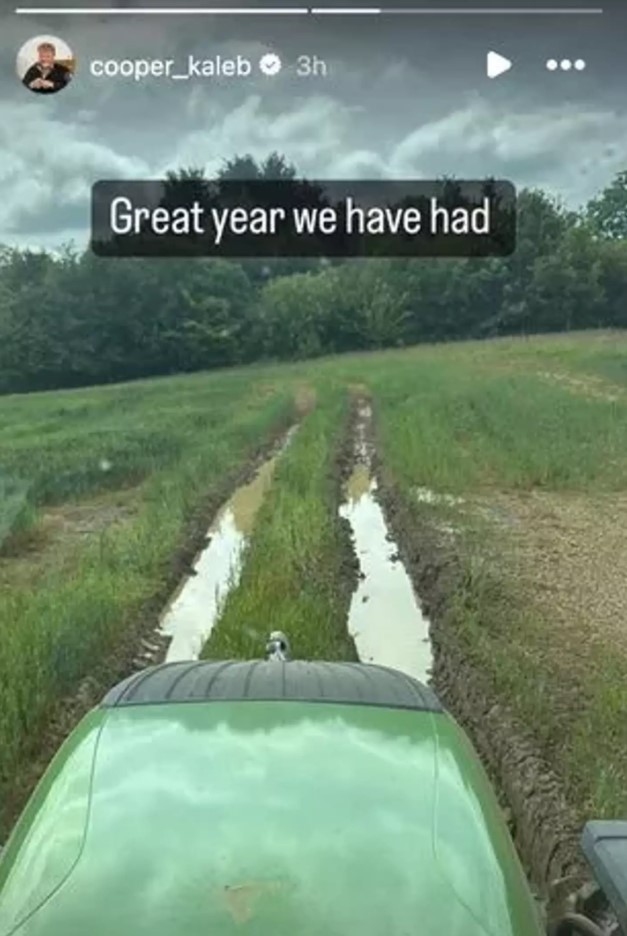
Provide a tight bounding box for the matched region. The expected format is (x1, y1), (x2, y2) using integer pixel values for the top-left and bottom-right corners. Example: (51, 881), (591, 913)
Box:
(17, 35), (76, 95)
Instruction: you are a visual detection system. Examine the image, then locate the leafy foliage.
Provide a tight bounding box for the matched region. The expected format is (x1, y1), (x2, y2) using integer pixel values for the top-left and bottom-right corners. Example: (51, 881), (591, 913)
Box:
(0, 159), (626, 394)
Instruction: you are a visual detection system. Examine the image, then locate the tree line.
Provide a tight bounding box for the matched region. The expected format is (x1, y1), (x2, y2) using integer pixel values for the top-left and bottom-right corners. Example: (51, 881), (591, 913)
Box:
(1, 156), (626, 394)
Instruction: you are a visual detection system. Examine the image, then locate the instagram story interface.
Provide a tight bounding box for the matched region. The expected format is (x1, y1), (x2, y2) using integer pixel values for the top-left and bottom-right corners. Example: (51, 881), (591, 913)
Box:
(1, 3), (627, 936)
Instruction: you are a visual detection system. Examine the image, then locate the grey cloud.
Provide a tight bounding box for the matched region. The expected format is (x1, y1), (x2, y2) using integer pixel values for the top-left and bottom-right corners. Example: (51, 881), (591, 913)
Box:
(0, 2), (625, 245)
(166, 92), (361, 177)
(0, 101), (148, 234)
(387, 99), (627, 204)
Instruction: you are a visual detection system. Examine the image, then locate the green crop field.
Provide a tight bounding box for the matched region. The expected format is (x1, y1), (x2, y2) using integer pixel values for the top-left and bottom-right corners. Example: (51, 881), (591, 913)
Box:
(2, 330), (627, 838)
(0, 366), (296, 831)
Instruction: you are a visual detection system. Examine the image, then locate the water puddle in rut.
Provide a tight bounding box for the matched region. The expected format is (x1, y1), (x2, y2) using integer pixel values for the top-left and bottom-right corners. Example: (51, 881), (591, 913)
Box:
(339, 403), (433, 683)
(159, 429), (296, 662)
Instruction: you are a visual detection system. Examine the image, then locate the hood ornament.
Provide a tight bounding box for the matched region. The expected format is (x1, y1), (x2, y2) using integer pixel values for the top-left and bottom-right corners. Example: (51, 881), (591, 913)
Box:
(265, 631), (291, 661)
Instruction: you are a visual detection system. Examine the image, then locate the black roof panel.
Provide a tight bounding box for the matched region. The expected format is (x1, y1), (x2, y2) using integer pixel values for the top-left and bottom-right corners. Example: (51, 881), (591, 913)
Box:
(101, 660), (442, 712)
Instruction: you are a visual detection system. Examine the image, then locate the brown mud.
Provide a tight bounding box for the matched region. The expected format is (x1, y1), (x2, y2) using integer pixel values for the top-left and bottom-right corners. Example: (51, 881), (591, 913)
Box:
(312, 391), (362, 663)
(0, 408), (298, 841)
(340, 395), (432, 680)
(371, 428), (592, 920)
(160, 426), (298, 661)
(331, 395), (363, 643)
(0, 490), (138, 588)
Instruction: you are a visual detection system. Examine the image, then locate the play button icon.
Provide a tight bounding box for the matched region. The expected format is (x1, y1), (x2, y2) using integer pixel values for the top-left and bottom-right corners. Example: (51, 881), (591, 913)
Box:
(487, 51), (512, 79)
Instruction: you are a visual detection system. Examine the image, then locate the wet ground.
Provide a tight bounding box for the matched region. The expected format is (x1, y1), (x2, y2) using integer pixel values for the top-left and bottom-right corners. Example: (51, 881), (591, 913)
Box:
(339, 402), (433, 683)
(158, 403), (433, 681)
(159, 429), (296, 661)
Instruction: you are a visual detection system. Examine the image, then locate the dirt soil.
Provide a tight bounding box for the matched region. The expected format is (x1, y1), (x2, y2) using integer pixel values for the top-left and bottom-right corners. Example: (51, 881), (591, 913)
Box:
(377, 483), (590, 908)
(368, 400), (618, 918)
(0, 490), (138, 588)
(333, 394), (364, 644)
(536, 369), (624, 403)
(479, 489), (627, 659)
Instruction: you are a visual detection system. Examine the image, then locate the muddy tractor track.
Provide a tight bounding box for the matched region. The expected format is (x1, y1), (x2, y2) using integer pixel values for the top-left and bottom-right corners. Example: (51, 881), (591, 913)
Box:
(372, 438), (591, 918)
(340, 395), (432, 680)
(337, 392), (587, 914)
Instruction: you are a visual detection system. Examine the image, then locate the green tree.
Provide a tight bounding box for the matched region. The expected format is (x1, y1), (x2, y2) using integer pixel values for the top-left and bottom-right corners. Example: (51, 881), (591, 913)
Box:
(587, 170), (627, 239)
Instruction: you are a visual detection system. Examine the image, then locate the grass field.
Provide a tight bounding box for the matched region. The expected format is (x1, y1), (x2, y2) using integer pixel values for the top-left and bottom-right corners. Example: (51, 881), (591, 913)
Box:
(3, 330), (627, 841)
(203, 383), (356, 662)
(365, 337), (627, 820)
(0, 366), (296, 832)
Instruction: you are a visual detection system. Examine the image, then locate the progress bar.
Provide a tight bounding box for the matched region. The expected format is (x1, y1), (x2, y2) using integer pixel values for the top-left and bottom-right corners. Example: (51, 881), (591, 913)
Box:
(15, 6), (309, 12)
(311, 4), (603, 9)
(15, 4), (605, 12)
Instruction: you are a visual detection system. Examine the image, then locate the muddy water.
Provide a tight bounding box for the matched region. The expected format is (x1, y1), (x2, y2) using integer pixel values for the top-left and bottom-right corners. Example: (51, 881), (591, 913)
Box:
(159, 433), (294, 662)
(340, 404), (433, 683)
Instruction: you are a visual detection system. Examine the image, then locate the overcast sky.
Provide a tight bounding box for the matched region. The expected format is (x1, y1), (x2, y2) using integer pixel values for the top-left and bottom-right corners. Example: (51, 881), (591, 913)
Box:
(0, 0), (625, 248)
